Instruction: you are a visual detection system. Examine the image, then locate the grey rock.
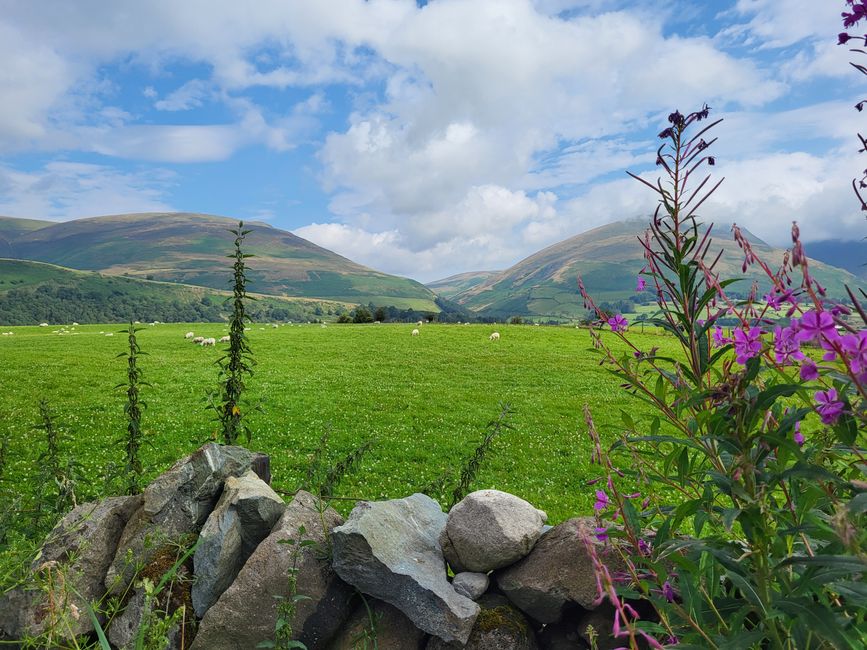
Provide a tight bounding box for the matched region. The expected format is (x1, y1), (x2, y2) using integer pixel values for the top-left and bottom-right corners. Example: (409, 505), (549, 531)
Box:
(0, 588), (36, 643)
(332, 493), (479, 645)
(328, 597), (427, 650)
(192, 469), (285, 617)
(496, 517), (625, 624)
(191, 491), (353, 650)
(452, 572), (489, 601)
(426, 594), (539, 650)
(440, 490), (545, 573)
(8, 496), (142, 640)
(105, 444), (255, 594)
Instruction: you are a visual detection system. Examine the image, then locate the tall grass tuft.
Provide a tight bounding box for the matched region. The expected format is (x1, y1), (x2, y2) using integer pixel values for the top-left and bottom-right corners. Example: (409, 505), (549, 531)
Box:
(117, 321), (148, 495)
(32, 399), (79, 536)
(212, 221), (256, 445)
(449, 403), (512, 508)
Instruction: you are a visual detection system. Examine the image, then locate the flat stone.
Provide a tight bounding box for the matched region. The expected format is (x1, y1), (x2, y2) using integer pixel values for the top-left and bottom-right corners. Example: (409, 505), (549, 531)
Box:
(440, 490), (546, 573)
(496, 517), (625, 624)
(192, 469), (285, 617)
(452, 572), (489, 601)
(105, 444), (256, 594)
(332, 493), (479, 645)
(191, 491), (353, 650)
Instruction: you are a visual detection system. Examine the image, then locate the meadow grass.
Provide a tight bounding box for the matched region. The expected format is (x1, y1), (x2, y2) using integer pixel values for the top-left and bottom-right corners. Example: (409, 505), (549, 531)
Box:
(0, 322), (678, 523)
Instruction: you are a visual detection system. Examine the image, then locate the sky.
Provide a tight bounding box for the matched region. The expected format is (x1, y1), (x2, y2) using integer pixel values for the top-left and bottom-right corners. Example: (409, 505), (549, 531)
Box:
(0, 0), (864, 282)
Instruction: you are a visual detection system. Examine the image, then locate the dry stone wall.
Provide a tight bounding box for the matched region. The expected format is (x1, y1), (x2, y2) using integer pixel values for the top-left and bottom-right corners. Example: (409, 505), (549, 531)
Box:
(0, 444), (631, 650)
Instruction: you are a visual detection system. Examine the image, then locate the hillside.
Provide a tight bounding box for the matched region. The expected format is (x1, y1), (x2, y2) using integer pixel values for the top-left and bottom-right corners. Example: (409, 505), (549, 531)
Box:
(803, 239), (866, 280)
(0, 215), (52, 258)
(2, 212), (439, 311)
(0, 259), (352, 325)
(447, 219), (862, 319)
(426, 271), (498, 299)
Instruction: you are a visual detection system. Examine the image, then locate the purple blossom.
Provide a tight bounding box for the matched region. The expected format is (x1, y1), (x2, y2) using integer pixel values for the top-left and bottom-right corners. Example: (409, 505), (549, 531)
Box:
(594, 490), (609, 512)
(712, 325), (731, 347)
(841, 330), (867, 373)
(594, 526), (608, 542)
(662, 581), (676, 602)
(773, 325), (805, 365)
(608, 314), (628, 333)
(733, 327), (763, 365)
(796, 310), (837, 343)
(636, 276), (647, 291)
(800, 359), (819, 381)
(794, 421), (804, 446)
(815, 388), (845, 425)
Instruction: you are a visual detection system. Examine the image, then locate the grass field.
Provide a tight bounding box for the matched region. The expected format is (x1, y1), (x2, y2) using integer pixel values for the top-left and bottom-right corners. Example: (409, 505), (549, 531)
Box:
(0, 322), (676, 524)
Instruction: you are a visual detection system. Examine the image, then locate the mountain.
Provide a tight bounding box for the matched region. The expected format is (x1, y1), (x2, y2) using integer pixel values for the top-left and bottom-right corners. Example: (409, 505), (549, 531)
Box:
(426, 271), (499, 299)
(802, 239), (866, 280)
(0, 216), (52, 257)
(0, 258), (351, 325)
(1, 212), (438, 311)
(444, 219), (862, 319)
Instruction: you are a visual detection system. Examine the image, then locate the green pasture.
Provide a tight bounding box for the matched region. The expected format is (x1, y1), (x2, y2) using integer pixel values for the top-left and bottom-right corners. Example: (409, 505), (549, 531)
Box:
(0, 322), (678, 523)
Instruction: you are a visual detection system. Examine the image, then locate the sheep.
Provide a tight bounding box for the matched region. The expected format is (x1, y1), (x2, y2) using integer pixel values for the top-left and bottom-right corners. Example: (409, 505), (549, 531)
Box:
(200, 337), (216, 346)
(193, 336), (205, 344)
(219, 335), (231, 343)
(412, 328), (420, 336)
(489, 332), (500, 341)
(72, 322), (79, 326)
(417, 320), (424, 327)
(185, 331), (194, 339)
(105, 333), (114, 337)
(39, 323), (49, 327)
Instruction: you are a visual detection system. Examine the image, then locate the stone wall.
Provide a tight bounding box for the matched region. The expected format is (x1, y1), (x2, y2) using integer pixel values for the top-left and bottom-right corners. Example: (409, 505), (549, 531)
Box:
(0, 444), (630, 650)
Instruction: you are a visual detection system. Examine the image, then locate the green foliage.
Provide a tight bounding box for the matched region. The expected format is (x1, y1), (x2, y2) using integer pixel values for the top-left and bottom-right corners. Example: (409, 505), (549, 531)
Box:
(581, 107), (867, 648)
(31, 399), (80, 537)
(449, 403), (513, 508)
(117, 322), (148, 495)
(211, 221), (256, 445)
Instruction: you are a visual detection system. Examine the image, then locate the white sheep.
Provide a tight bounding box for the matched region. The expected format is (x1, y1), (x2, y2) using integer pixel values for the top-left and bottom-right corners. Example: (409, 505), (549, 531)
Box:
(200, 337), (216, 346)
(489, 332), (500, 341)
(105, 333), (114, 337)
(417, 320), (423, 326)
(72, 322), (79, 326)
(219, 335), (230, 343)
(39, 323), (48, 327)
(185, 331), (194, 339)
(412, 328), (420, 336)
(193, 336), (205, 344)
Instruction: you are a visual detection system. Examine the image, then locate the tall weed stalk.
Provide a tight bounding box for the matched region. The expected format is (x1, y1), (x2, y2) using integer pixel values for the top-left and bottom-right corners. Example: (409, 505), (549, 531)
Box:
(117, 321), (148, 495)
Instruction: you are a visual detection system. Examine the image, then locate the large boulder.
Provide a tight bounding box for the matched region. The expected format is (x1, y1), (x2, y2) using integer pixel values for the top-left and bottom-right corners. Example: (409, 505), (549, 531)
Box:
(105, 444), (256, 594)
(426, 594), (539, 650)
(328, 598), (427, 650)
(6, 495), (141, 640)
(192, 469), (285, 617)
(495, 517), (624, 624)
(332, 493), (479, 645)
(191, 491), (353, 650)
(440, 490), (546, 573)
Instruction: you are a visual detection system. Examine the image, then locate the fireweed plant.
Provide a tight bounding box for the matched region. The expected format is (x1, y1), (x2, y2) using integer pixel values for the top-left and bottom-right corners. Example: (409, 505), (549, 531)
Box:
(839, 0), (867, 212)
(578, 107), (867, 648)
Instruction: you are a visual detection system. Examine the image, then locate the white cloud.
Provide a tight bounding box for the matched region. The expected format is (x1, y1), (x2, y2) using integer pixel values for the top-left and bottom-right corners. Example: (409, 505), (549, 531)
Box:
(0, 162), (175, 219)
(724, 0), (841, 48)
(154, 79), (210, 111)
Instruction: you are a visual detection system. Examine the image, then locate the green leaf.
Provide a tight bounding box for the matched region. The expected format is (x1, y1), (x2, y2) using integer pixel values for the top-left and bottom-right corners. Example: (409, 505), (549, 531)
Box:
(847, 492), (867, 515)
(773, 597), (859, 648)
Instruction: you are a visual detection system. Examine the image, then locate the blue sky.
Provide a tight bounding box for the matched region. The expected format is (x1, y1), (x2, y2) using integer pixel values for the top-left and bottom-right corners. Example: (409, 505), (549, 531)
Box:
(0, 0), (863, 281)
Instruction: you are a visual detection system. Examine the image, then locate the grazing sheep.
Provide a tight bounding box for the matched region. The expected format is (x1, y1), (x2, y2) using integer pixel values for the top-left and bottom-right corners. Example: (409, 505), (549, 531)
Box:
(412, 328), (420, 336)
(219, 335), (230, 343)
(272, 323), (278, 328)
(72, 322), (79, 326)
(193, 336), (205, 344)
(489, 332), (500, 341)
(39, 323), (49, 327)
(105, 333), (114, 337)
(417, 320), (423, 326)
(185, 331), (194, 339)
(201, 337), (216, 346)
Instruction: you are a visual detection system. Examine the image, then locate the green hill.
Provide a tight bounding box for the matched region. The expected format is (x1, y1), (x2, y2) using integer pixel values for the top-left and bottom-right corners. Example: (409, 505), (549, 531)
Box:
(426, 271), (499, 299)
(3, 212), (438, 311)
(0, 259), (354, 326)
(445, 219), (862, 319)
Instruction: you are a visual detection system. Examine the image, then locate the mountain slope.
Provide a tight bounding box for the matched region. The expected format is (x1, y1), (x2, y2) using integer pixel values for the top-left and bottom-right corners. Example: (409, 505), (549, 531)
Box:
(803, 239), (866, 280)
(426, 271), (499, 299)
(448, 219), (862, 319)
(0, 258), (350, 325)
(0, 215), (53, 258)
(3, 212), (438, 310)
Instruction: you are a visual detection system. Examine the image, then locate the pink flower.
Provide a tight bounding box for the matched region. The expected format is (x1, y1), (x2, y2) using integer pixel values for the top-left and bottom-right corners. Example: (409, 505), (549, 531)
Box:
(796, 310), (836, 343)
(608, 314), (628, 333)
(841, 330), (867, 373)
(733, 327), (763, 365)
(636, 276), (647, 291)
(594, 526), (608, 542)
(815, 388), (844, 425)
(712, 325), (731, 347)
(800, 359), (819, 381)
(594, 490), (609, 511)
(662, 581), (676, 603)
(793, 421), (804, 446)
(773, 325), (805, 365)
